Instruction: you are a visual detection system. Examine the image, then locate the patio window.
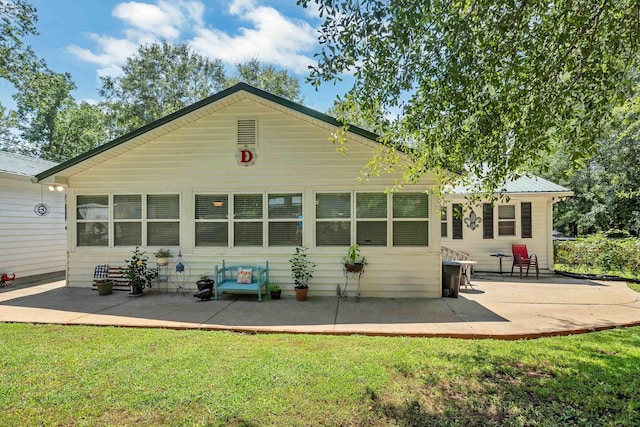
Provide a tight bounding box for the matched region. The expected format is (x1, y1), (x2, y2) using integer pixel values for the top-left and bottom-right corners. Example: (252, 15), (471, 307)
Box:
(147, 194), (180, 246)
(77, 195), (109, 246)
(114, 195), (142, 246)
(268, 193), (303, 246)
(234, 194), (263, 246)
(316, 193), (351, 246)
(356, 193), (387, 246)
(498, 205), (516, 236)
(195, 194), (229, 246)
(392, 193), (429, 246)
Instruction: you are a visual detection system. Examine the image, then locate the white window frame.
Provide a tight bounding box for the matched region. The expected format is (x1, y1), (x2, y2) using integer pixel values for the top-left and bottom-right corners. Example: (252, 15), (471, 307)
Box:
(498, 204), (516, 237)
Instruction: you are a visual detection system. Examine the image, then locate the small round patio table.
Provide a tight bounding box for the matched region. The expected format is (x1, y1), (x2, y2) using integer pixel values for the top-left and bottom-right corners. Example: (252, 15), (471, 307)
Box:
(490, 253), (512, 274)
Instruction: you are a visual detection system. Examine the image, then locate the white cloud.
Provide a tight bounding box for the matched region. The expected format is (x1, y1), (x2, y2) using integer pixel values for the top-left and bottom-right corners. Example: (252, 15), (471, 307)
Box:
(67, 0), (318, 77)
(190, 5), (317, 72)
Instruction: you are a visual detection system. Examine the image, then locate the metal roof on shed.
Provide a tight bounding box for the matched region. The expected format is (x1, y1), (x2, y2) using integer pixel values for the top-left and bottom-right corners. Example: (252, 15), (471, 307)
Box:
(453, 174), (572, 195)
(0, 151), (58, 177)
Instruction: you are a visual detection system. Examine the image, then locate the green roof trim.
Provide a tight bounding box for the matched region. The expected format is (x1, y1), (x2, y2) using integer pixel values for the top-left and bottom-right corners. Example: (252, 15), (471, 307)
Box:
(35, 82), (380, 181)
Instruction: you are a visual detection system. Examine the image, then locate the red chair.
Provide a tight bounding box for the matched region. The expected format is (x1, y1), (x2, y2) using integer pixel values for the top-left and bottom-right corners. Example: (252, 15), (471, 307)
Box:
(511, 244), (539, 279)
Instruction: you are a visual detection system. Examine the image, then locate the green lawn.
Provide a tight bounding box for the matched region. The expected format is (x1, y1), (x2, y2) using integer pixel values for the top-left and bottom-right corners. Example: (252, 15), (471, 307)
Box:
(1, 324), (639, 426)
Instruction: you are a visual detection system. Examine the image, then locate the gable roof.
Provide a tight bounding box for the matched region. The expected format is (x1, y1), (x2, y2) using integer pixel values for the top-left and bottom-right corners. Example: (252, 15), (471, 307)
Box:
(35, 83), (380, 182)
(0, 151), (58, 177)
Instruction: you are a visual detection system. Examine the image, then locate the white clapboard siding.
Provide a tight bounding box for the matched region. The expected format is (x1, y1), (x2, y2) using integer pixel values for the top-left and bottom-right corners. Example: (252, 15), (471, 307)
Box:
(64, 95), (442, 297)
(441, 196), (554, 272)
(0, 175), (66, 279)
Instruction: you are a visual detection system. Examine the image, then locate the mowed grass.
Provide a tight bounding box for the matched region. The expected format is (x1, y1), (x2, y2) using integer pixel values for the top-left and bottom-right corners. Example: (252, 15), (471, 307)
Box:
(1, 324), (639, 426)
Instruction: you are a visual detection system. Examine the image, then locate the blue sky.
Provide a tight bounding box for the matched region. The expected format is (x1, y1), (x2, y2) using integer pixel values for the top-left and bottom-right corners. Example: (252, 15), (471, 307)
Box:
(5, 0), (353, 113)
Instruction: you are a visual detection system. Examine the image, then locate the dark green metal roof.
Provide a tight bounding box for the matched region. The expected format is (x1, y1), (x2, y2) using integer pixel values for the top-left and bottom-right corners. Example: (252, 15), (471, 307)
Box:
(35, 82), (380, 181)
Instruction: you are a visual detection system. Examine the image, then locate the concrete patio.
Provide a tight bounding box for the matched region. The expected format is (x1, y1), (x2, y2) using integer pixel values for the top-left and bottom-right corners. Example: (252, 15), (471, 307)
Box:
(1, 274), (639, 338)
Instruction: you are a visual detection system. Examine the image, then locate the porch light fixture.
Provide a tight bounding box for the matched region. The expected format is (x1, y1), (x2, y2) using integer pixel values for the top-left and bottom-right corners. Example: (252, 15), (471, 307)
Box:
(48, 185), (65, 192)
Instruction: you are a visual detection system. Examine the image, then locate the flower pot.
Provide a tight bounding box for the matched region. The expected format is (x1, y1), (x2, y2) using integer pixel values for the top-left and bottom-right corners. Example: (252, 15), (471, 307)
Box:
(294, 287), (308, 301)
(270, 290), (282, 300)
(96, 281), (113, 296)
(344, 262), (365, 273)
(129, 284), (145, 297)
(196, 279), (215, 291)
(156, 257), (169, 266)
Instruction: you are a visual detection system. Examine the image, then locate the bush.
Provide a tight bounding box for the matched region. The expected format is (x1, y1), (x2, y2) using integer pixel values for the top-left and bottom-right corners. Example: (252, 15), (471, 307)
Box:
(555, 233), (640, 278)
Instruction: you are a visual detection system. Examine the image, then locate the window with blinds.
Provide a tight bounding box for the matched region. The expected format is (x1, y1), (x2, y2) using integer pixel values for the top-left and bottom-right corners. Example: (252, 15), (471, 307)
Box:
(234, 194), (263, 246)
(440, 206), (448, 238)
(195, 194), (229, 246)
(356, 193), (387, 246)
(392, 193), (429, 246)
(114, 195), (141, 246)
(77, 195), (109, 246)
(268, 193), (302, 246)
(498, 205), (516, 236)
(316, 193), (351, 246)
(147, 194), (180, 246)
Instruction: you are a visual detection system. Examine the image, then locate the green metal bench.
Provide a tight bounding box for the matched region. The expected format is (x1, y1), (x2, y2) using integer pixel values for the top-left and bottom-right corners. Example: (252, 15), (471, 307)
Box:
(214, 260), (269, 302)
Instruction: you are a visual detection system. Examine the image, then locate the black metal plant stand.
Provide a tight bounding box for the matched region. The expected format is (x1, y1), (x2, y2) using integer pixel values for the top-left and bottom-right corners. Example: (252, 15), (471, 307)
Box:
(341, 264), (364, 302)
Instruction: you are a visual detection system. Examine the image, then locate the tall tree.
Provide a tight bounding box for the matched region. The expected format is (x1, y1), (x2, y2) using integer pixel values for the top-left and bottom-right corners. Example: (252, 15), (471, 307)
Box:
(0, 0), (38, 83)
(100, 41), (227, 136)
(298, 0), (640, 198)
(229, 59), (303, 103)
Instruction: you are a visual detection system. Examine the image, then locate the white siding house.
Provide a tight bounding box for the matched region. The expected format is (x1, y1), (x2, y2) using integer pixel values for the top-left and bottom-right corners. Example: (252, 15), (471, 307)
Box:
(441, 176), (573, 273)
(0, 151), (66, 283)
(36, 84), (442, 298)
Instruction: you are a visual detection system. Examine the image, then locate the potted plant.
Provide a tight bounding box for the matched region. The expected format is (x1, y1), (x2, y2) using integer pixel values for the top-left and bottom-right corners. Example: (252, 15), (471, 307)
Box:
(344, 244), (367, 273)
(95, 278), (113, 296)
(125, 246), (156, 296)
(196, 274), (215, 291)
(154, 248), (173, 266)
(268, 283), (282, 300)
(289, 246), (317, 301)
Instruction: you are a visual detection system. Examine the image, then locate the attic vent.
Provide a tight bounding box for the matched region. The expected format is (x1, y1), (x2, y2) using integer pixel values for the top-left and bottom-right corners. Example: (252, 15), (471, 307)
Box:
(237, 119), (257, 145)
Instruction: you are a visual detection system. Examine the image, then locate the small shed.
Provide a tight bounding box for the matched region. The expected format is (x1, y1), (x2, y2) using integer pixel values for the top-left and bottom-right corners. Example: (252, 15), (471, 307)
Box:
(0, 151), (66, 284)
(441, 175), (573, 272)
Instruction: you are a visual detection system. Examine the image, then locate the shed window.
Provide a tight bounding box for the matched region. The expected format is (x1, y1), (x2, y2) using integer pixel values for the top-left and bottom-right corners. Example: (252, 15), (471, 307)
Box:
(440, 206), (448, 238)
(498, 205), (516, 236)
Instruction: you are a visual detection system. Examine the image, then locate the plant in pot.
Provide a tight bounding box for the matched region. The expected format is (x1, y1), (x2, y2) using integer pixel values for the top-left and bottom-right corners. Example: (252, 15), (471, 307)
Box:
(95, 278), (113, 296)
(289, 246), (317, 301)
(125, 246), (156, 296)
(343, 244), (367, 273)
(154, 248), (173, 266)
(268, 283), (282, 300)
(196, 274), (215, 291)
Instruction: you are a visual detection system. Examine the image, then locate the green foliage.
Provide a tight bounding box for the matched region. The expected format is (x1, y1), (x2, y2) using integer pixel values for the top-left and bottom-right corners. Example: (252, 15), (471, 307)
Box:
(124, 246), (156, 291)
(555, 234), (640, 279)
(99, 41), (227, 136)
(153, 248), (172, 258)
(229, 58), (303, 103)
(267, 283), (282, 292)
(298, 0), (640, 199)
(289, 246), (317, 288)
(0, 0), (37, 83)
(1, 324), (640, 425)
